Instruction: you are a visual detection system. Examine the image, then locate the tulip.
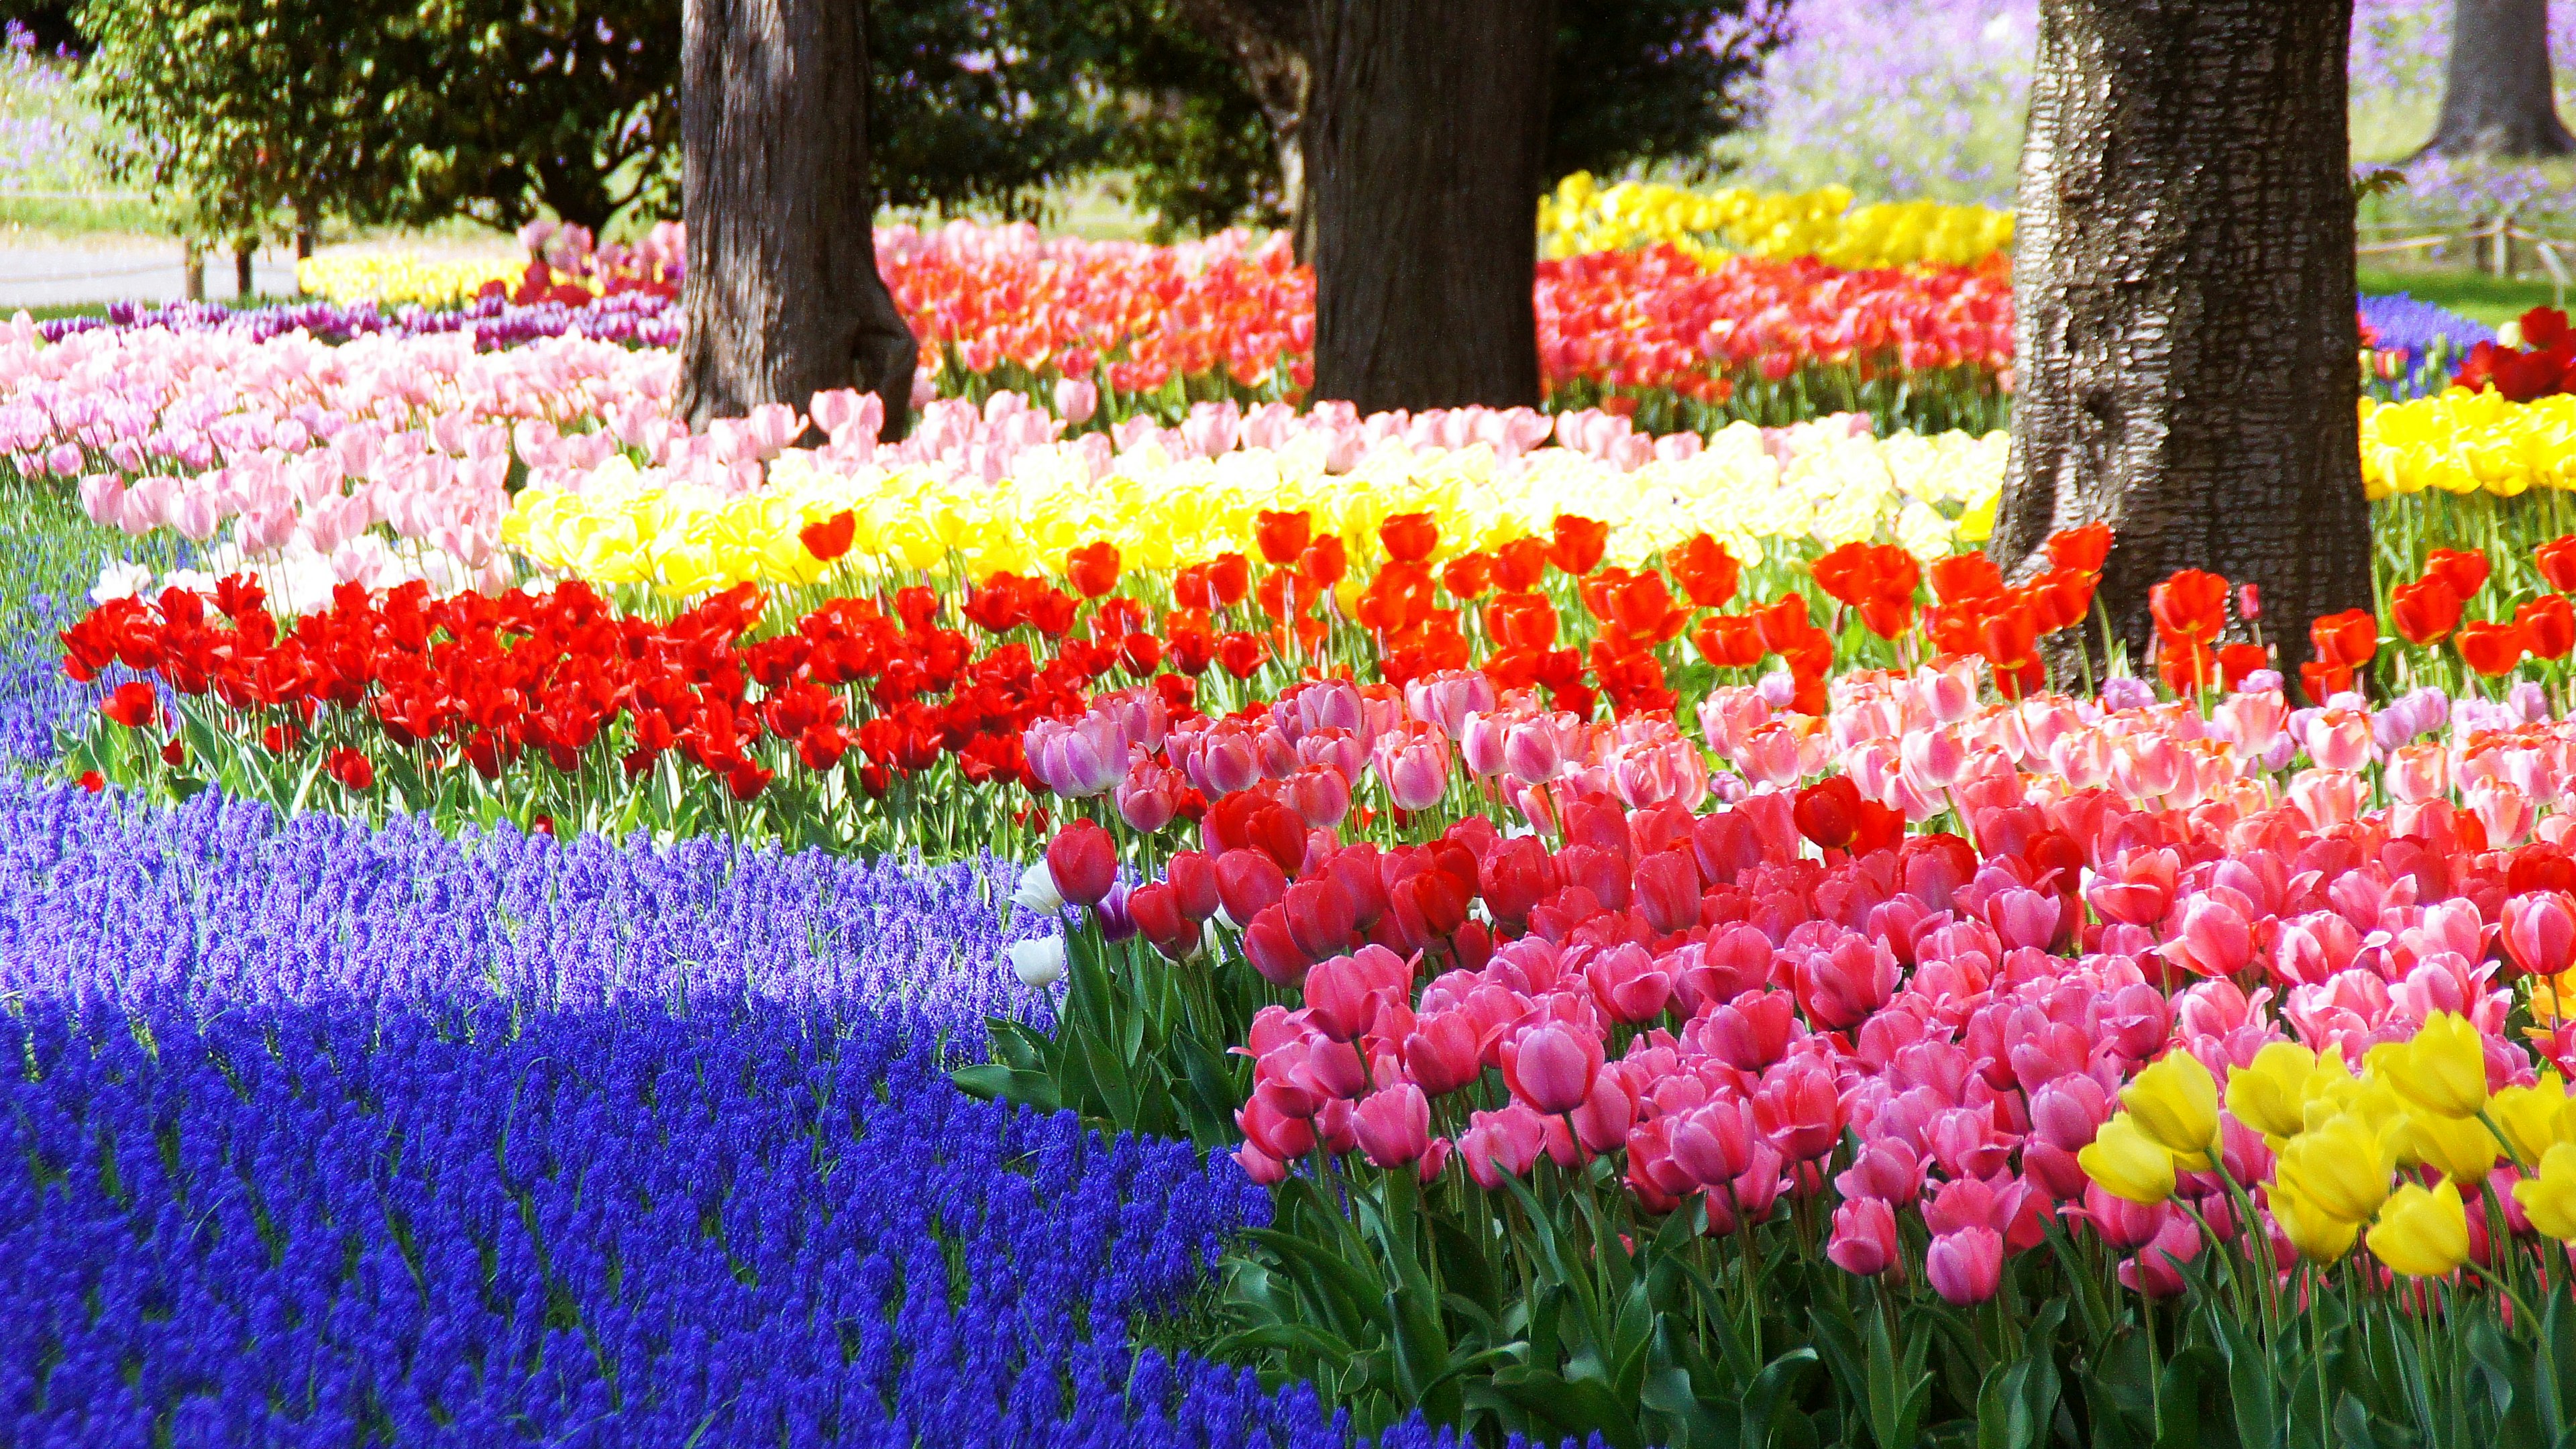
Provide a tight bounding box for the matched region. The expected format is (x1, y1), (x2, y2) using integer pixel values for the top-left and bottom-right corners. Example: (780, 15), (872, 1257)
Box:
(1167, 851), (1220, 921)
(2491, 1076), (2569, 1164)
(1833, 1136), (1924, 1205)
(2078, 1114), (2176, 1205)
(1502, 1020), (1603, 1115)
(1670, 1100), (1756, 1187)
(2507, 892), (2576, 979)
(1754, 1057), (1845, 1161)
(1044, 820), (1118, 908)
(1925, 1226), (2004, 1305)
(2267, 1180), (2358, 1264)
(1827, 1199), (1900, 1276)
(1012, 859), (1065, 916)
(1241, 904), (1309, 986)
(2514, 1142), (2576, 1240)
(1401, 1012), (1484, 1097)
(1632, 849), (1701, 936)
(1352, 1084), (1433, 1168)
(2406, 1109), (2500, 1185)
(1373, 722), (1449, 812)
(1008, 935), (1067, 989)
(1215, 849), (1288, 924)
(1585, 942), (1674, 1024)
(1283, 877), (1358, 962)
(2382, 1012), (2490, 1120)
(2076, 1183), (2171, 1253)
(1793, 934), (1898, 1030)
(2276, 1115), (2394, 1224)
(2121, 1051), (2220, 1164)
(2224, 1040), (2321, 1142)
(2367, 1179), (2470, 1278)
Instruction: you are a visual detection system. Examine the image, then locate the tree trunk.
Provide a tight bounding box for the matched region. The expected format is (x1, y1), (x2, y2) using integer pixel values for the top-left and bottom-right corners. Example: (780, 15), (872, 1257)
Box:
(181, 239), (203, 303)
(1177, 0), (1314, 257)
(676, 0), (917, 438)
(1988, 0), (2372, 691)
(1303, 0), (1552, 413)
(233, 243), (254, 299)
(2418, 0), (2575, 159)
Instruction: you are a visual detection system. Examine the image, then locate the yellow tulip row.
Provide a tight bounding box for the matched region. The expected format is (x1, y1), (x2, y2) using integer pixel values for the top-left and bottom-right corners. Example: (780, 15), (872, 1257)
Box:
(297, 252), (525, 309)
(2360, 388), (2576, 500)
(498, 425), (2010, 598)
(1536, 173), (2016, 271)
(2082, 1014), (2574, 1278)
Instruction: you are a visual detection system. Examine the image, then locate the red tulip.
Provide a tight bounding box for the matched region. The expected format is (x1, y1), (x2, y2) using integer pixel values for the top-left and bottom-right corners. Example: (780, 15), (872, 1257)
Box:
(1547, 514), (1609, 576)
(2147, 568), (2228, 644)
(2539, 534), (2576, 593)
(101, 680), (157, 729)
(1666, 532), (1739, 608)
(2520, 595), (2576, 660)
(1065, 541), (1121, 598)
(1127, 881), (1197, 960)
(2458, 619), (2531, 678)
(2424, 545), (2491, 600)
(1254, 510), (1311, 565)
(1044, 819), (1118, 908)
(2046, 521), (2112, 573)
(1379, 512), (1438, 563)
(797, 509), (856, 561)
(2390, 575), (2463, 645)
(1241, 904), (1308, 985)
(1792, 775), (1862, 851)
(2308, 607), (2377, 666)
(1167, 850), (1220, 921)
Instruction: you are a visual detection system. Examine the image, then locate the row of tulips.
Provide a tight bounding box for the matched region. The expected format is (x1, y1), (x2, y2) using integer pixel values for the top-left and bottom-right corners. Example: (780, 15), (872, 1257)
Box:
(971, 617), (2576, 1444)
(69, 492), (2576, 855)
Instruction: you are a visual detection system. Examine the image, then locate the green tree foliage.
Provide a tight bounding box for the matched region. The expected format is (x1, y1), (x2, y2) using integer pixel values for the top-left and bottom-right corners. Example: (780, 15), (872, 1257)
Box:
(1083, 0), (1790, 237)
(76, 0), (401, 241)
(867, 1), (1112, 221)
(384, 0), (676, 233)
(1546, 0), (1790, 184)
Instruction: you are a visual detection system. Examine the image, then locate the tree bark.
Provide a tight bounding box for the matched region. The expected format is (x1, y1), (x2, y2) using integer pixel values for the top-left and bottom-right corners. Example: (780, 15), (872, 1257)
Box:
(233, 243), (255, 299)
(2418, 0), (2575, 159)
(1176, 0), (1315, 257)
(1988, 0), (2372, 690)
(676, 0), (917, 438)
(1303, 0), (1553, 414)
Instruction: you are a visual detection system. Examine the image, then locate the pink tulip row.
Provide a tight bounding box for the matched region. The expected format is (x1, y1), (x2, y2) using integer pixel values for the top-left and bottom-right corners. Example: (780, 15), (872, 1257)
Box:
(0, 306), (1828, 613)
(1042, 663), (2576, 1303)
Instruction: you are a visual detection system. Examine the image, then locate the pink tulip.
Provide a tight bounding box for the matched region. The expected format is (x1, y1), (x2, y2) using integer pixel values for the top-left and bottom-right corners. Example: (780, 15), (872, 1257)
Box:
(1832, 1136), (1924, 1205)
(2163, 894), (2253, 977)
(1827, 1198), (1900, 1276)
(1373, 720), (1450, 812)
(1793, 934), (1898, 1029)
(1754, 1057), (1845, 1161)
(1501, 1019), (1603, 1115)
(1352, 1084), (1432, 1168)
(1584, 941), (1675, 1024)
(2304, 708), (2373, 771)
(1925, 1226), (2004, 1305)
(2507, 892), (2576, 977)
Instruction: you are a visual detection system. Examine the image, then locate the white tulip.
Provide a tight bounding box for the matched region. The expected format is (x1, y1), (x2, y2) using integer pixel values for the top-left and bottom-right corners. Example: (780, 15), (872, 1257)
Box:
(1012, 860), (1065, 916)
(1009, 936), (1068, 989)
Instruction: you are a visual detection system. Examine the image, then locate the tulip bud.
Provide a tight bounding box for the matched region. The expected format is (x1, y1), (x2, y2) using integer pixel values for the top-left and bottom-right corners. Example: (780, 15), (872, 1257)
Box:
(1044, 820), (1118, 908)
(1826, 1198), (1899, 1276)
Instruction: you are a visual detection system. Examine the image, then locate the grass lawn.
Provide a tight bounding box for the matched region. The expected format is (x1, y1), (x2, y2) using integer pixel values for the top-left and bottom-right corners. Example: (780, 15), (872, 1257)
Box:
(2358, 262), (2563, 327)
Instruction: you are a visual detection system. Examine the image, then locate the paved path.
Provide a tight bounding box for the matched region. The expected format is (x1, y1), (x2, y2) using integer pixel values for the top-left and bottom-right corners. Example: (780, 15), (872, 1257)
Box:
(0, 242), (303, 307)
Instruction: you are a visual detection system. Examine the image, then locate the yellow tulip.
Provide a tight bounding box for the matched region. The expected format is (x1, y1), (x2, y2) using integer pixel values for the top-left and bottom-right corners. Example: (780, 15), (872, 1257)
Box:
(2404, 1108), (2500, 1184)
(2268, 1180), (2359, 1264)
(2516, 1143), (2576, 1240)
(2379, 1012), (2491, 1120)
(2489, 1074), (2569, 1163)
(2367, 1179), (2470, 1277)
(2276, 1114), (2395, 1224)
(2226, 1040), (2320, 1142)
(2121, 1051), (2220, 1164)
(2078, 1113), (2177, 1205)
